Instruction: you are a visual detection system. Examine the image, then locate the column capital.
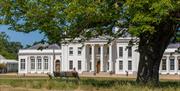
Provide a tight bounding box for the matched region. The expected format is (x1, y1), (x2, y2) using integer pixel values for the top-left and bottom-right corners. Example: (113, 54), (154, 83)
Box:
(91, 44), (95, 46)
(99, 44), (104, 46)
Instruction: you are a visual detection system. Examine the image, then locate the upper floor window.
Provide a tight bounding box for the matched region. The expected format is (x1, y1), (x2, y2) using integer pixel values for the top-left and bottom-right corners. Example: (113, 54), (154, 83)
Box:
(78, 47), (82, 55)
(30, 56), (35, 70)
(44, 56), (48, 70)
(119, 47), (123, 57)
(128, 47), (132, 57)
(20, 59), (25, 70)
(161, 59), (166, 70)
(69, 47), (73, 55)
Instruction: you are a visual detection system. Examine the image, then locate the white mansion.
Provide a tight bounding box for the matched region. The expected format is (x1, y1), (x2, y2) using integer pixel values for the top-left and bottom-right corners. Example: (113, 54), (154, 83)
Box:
(18, 37), (180, 75)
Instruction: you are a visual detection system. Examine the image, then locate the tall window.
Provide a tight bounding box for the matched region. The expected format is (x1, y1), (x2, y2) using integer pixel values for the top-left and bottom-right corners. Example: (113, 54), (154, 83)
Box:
(37, 56), (42, 70)
(89, 47), (92, 55)
(44, 56), (48, 70)
(178, 59), (180, 70)
(119, 61), (123, 70)
(107, 47), (109, 54)
(119, 47), (123, 57)
(78, 60), (81, 70)
(107, 62), (109, 70)
(128, 61), (132, 70)
(170, 59), (174, 70)
(69, 47), (73, 55)
(69, 60), (73, 70)
(30, 56), (35, 70)
(20, 59), (25, 70)
(128, 47), (132, 57)
(98, 47), (100, 54)
(90, 62), (92, 70)
(78, 47), (82, 55)
(162, 59), (166, 70)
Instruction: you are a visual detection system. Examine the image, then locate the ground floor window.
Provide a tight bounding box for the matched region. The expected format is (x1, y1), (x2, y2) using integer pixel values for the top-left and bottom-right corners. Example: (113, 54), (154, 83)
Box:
(128, 61), (132, 70)
(119, 61), (123, 70)
(78, 60), (81, 70)
(44, 56), (48, 70)
(37, 56), (42, 70)
(162, 59), (166, 70)
(20, 59), (25, 70)
(69, 60), (73, 70)
(170, 59), (174, 70)
(178, 59), (180, 70)
(90, 62), (91, 70)
(107, 62), (109, 70)
(30, 57), (35, 70)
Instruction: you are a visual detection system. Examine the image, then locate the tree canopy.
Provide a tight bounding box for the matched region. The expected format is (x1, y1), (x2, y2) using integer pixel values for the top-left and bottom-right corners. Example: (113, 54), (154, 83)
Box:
(0, 0), (179, 42)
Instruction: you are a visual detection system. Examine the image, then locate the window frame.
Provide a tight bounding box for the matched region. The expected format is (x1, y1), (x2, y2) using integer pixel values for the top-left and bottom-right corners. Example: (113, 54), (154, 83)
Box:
(20, 59), (25, 70)
(30, 56), (35, 70)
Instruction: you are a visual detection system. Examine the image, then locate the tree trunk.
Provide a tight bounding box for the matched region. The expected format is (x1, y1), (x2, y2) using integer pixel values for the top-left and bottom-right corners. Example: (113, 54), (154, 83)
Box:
(136, 19), (176, 85)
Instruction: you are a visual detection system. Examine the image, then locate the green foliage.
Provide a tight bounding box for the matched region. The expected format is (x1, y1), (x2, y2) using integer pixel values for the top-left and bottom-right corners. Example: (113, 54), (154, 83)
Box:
(0, 0), (179, 43)
(0, 32), (23, 59)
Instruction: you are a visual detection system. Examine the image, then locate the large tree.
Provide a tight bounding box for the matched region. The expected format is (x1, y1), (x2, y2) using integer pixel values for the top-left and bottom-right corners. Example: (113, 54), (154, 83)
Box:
(0, 0), (179, 85)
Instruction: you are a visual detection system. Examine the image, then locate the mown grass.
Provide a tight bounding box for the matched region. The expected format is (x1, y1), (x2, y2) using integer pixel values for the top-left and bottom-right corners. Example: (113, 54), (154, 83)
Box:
(0, 77), (179, 91)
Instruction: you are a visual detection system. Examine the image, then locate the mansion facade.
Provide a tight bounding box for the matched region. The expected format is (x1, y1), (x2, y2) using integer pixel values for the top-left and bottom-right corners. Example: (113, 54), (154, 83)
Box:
(18, 37), (180, 75)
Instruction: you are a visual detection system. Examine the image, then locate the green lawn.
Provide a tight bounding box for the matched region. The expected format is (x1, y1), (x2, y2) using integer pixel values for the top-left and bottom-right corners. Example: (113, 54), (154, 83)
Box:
(0, 77), (179, 91)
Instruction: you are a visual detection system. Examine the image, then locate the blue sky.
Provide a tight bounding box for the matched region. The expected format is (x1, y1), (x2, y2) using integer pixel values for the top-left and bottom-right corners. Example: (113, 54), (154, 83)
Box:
(0, 25), (44, 46)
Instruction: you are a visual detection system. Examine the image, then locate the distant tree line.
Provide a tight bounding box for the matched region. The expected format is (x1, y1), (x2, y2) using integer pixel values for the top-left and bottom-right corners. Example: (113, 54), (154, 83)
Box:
(0, 32), (23, 59)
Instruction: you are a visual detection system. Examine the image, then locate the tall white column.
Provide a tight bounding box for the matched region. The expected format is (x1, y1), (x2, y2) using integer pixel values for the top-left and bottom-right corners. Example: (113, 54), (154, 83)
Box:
(166, 55), (170, 74)
(50, 56), (54, 73)
(35, 57), (37, 73)
(100, 44), (104, 72)
(91, 44), (95, 72)
(175, 55), (178, 74)
(109, 44), (112, 72)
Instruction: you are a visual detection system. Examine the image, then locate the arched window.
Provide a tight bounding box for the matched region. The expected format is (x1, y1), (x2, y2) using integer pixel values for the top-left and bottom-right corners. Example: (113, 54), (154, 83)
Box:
(30, 56), (35, 70)
(37, 56), (42, 70)
(44, 56), (48, 70)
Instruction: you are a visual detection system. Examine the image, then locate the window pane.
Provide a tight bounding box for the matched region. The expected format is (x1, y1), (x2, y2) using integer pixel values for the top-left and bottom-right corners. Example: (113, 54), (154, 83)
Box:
(119, 61), (123, 70)
(44, 57), (48, 70)
(78, 60), (81, 70)
(78, 47), (82, 55)
(30, 57), (35, 70)
(37, 57), (42, 70)
(20, 59), (25, 70)
(128, 61), (132, 70)
(69, 60), (73, 70)
(170, 59), (174, 70)
(119, 47), (123, 57)
(69, 47), (73, 55)
(162, 59), (166, 70)
(128, 47), (132, 57)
